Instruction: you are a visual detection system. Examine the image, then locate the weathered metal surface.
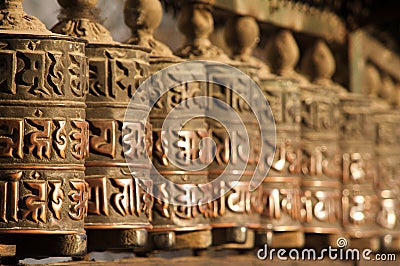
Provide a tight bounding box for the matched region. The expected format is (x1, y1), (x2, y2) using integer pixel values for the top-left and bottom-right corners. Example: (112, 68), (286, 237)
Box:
(374, 109), (400, 251)
(259, 78), (304, 247)
(297, 39), (343, 238)
(52, 0), (153, 252)
(299, 85), (342, 234)
(0, 0), (88, 258)
(124, 0), (212, 250)
(175, 3), (269, 248)
(339, 95), (380, 244)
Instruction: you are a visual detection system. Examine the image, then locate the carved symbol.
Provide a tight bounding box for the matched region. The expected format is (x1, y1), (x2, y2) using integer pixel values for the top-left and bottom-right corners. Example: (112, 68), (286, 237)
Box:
(68, 180), (88, 220)
(226, 182), (251, 213)
(70, 120), (89, 160)
(122, 122), (145, 159)
(106, 50), (140, 98)
(47, 52), (64, 95)
(49, 180), (64, 220)
(154, 183), (171, 218)
(54, 120), (67, 159)
(27, 119), (52, 159)
(86, 176), (109, 216)
(263, 189), (281, 219)
(21, 180), (47, 223)
(89, 120), (117, 158)
(69, 54), (86, 97)
(16, 51), (48, 96)
(0, 50), (16, 94)
(378, 198), (397, 229)
(0, 119), (23, 159)
(0, 171), (22, 223)
(301, 190), (338, 223)
(88, 58), (107, 97)
(110, 178), (135, 216)
(153, 130), (169, 166)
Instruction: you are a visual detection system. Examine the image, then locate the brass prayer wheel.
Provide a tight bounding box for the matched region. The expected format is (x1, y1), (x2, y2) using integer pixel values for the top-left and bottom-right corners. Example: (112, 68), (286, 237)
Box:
(175, 6), (266, 249)
(0, 0), (88, 258)
(299, 85), (342, 236)
(149, 72), (212, 250)
(296, 40), (346, 248)
(339, 94), (381, 250)
(52, 0), (153, 252)
(206, 62), (263, 249)
(374, 109), (400, 250)
(124, 0), (211, 250)
(259, 78), (304, 248)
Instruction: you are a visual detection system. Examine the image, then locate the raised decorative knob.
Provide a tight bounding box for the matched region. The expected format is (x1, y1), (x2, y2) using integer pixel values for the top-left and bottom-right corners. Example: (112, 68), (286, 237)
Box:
(224, 15), (271, 77)
(175, 0), (228, 59)
(124, 0), (173, 57)
(265, 30), (308, 83)
(300, 39), (346, 93)
(0, 0), (49, 33)
(52, 0), (113, 43)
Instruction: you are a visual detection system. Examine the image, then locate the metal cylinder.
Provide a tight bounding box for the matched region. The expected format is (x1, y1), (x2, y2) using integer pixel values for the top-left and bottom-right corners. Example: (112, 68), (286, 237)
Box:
(149, 59), (212, 250)
(300, 85), (342, 238)
(374, 109), (400, 251)
(206, 62), (263, 249)
(258, 78), (304, 248)
(83, 43), (153, 251)
(51, 0), (153, 252)
(0, 33), (88, 258)
(339, 94), (381, 250)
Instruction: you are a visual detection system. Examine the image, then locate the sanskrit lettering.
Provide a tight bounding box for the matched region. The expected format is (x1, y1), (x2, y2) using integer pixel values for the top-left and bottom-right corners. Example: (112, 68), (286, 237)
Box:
(0, 119), (23, 158)
(0, 172), (22, 223)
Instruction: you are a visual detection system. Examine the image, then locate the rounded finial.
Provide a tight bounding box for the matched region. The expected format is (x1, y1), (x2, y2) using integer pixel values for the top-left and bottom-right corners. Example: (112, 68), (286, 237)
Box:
(124, 0), (173, 57)
(381, 73), (395, 105)
(265, 30), (307, 83)
(365, 63), (381, 97)
(175, 1), (228, 59)
(224, 16), (259, 60)
(57, 0), (97, 8)
(301, 40), (335, 85)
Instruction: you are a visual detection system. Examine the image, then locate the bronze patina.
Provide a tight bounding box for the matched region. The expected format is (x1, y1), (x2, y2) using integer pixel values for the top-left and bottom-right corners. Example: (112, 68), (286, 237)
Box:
(124, 0), (212, 251)
(52, 0), (153, 252)
(0, 0), (88, 259)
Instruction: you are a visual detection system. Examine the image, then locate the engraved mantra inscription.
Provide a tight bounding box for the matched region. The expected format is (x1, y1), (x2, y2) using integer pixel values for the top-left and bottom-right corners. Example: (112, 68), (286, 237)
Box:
(0, 49), (86, 97)
(262, 187), (301, 221)
(150, 80), (255, 114)
(0, 172), (87, 223)
(342, 192), (377, 226)
(86, 176), (153, 220)
(302, 101), (338, 130)
(0, 118), (89, 160)
(153, 128), (259, 167)
(301, 189), (340, 223)
(154, 181), (263, 220)
(89, 50), (146, 98)
(89, 119), (151, 160)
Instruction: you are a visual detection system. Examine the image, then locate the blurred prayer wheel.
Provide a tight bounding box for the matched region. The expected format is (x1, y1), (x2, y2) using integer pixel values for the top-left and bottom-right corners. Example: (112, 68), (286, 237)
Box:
(205, 62), (263, 249)
(339, 94), (381, 250)
(0, 0), (88, 259)
(52, 0), (153, 252)
(299, 85), (342, 242)
(374, 109), (400, 251)
(258, 78), (304, 248)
